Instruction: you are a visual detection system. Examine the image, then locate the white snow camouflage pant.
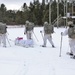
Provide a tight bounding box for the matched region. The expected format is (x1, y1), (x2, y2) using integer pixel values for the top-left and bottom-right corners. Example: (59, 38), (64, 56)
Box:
(43, 34), (54, 46)
(0, 34), (6, 47)
(26, 31), (33, 39)
(69, 39), (75, 56)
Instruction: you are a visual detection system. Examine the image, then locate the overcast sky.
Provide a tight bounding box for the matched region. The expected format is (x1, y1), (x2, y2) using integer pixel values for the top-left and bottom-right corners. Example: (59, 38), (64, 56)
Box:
(0, 0), (42, 10)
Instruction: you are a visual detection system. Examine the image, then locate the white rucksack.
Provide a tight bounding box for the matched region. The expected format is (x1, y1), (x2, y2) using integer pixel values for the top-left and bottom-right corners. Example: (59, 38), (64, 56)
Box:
(0, 22), (7, 34)
(15, 37), (34, 47)
(68, 26), (75, 39)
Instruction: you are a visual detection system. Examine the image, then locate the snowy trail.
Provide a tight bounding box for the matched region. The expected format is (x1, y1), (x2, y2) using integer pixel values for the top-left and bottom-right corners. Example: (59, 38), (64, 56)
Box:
(0, 27), (75, 75)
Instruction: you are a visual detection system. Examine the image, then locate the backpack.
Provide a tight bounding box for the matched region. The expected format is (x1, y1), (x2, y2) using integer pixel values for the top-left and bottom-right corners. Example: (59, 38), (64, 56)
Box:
(68, 26), (75, 39)
(0, 23), (7, 34)
(44, 24), (54, 34)
(15, 37), (34, 47)
(26, 23), (34, 32)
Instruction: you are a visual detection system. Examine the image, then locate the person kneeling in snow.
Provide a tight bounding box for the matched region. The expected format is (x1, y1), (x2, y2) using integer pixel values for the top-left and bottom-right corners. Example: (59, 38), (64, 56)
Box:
(61, 21), (75, 59)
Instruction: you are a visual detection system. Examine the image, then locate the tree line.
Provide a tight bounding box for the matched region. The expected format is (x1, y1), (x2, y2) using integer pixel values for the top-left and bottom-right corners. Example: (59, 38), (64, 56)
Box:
(0, 0), (71, 26)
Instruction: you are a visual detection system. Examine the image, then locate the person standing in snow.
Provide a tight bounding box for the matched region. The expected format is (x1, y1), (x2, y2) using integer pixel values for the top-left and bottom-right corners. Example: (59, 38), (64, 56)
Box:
(24, 21), (34, 40)
(41, 21), (55, 47)
(24, 21), (34, 47)
(61, 21), (75, 59)
(0, 22), (7, 47)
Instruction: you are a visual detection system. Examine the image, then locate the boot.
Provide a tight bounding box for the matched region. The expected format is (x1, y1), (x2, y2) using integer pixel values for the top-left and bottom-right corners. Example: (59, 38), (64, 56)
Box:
(52, 45), (55, 48)
(42, 45), (46, 47)
(71, 56), (75, 59)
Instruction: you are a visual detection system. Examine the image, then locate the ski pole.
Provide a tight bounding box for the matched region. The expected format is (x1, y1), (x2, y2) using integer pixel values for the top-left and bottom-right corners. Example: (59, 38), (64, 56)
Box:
(59, 32), (63, 57)
(9, 39), (15, 42)
(32, 31), (39, 42)
(40, 31), (44, 41)
(6, 36), (11, 47)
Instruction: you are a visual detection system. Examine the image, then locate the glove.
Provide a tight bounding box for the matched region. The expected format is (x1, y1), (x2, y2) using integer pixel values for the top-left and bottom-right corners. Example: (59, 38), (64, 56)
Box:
(40, 31), (42, 33)
(24, 32), (26, 34)
(61, 32), (63, 35)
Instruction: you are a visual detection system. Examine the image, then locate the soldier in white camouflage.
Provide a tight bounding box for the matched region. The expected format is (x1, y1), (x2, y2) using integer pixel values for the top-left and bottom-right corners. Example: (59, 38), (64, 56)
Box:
(24, 21), (34, 40)
(61, 21), (75, 59)
(0, 22), (7, 47)
(42, 21), (55, 47)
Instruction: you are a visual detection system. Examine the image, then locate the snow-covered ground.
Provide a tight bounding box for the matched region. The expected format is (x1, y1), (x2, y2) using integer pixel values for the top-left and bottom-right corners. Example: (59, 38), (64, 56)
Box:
(0, 26), (75, 75)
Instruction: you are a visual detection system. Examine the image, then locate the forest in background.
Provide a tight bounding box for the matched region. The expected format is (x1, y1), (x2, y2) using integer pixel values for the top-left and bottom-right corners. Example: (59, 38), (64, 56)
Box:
(0, 0), (72, 26)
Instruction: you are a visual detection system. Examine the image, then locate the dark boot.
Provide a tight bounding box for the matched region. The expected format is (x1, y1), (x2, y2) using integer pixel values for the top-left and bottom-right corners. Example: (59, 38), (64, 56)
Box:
(42, 45), (46, 47)
(72, 56), (75, 59)
(69, 53), (73, 56)
(52, 45), (55, 48)
(67, 52), (73, 56)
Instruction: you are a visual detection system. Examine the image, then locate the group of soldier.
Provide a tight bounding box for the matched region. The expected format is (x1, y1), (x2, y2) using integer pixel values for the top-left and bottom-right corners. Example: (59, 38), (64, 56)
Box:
(0, 18), (75, 59)
(24, 20), (55, 48)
